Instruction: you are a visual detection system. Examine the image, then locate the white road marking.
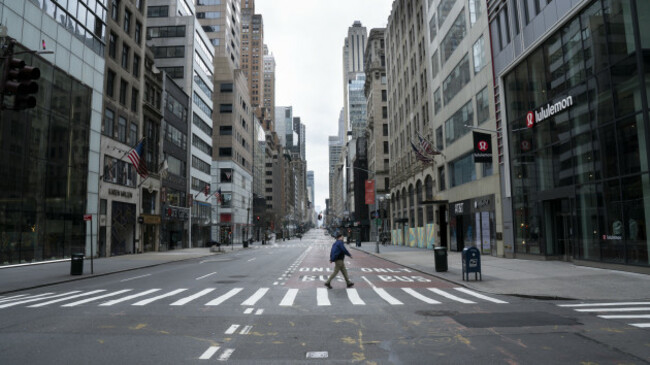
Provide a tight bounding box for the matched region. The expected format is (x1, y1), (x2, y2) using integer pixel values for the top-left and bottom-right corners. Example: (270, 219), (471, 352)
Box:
(247, 258), (256, 262)
(598, 314), (650, 319)
(630, 323), (650, 328)
(132, 289), (187, 306)
(402, 288), (441, 304)
(273, 282), (279, 285)
(454, 288), (508, 304)
(255, 309), (264, 315)
(280, 289), (298, 306)
(0, 291), (81, 308)
(428, 288), (476, 304)
(206, 288), (243, 306)
(240, 325), (253, 335)
(577, 307), (650, 312)
(559, 302), (650, 307)
(317, 288), (331, 306)
(241, 288), (269, 306)
(62, 290), (133, 307)
(0, 293), (49, 304)
(361, 276), (376, 288)
(225, 324), (240, 334)
(217, 348), (235, 361)
(100, 289), (161, 306)
(346, 289), (365, 305)
(171, 289), (215, 306)
(373, 288), (403, 305)
(120, 274), (151, 282)
(195, 272), (217, 280)
(28, 290), (106, 307)
(199, 346), (220, 360)
(244, 308), (254, 314)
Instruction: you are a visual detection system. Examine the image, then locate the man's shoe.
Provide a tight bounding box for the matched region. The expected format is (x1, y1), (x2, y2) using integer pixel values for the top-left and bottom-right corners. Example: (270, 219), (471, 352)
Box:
(346, 282), (354, 288)
(324, 283), (332, 289)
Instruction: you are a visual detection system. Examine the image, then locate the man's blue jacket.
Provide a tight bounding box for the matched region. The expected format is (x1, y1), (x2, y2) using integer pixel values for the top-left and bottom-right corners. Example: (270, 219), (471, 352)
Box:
(330, 239), (352, 262)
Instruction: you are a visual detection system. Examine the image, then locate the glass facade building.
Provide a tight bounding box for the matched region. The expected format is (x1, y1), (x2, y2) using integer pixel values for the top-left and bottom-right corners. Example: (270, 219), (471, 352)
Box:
(501, 0), (650, 268)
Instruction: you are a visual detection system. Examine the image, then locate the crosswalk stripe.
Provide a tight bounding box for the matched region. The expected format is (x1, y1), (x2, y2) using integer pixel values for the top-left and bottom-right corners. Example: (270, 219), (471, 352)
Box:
(199, 346), (220, 360)
(559, 302), (650, 307)
(133, 289), (188, 306)
(28, 290), (107, 307)
(454, 288), (508, 304)
(576, 307), (650, 313)
(206, 288), (242, 306)
(346, 288), (365, 305)
(217, 349), (235, 361)
(280, 289), (298, 306)
(598, 314), (650, 319)
(0, 291), (81, 308)
(241, 288), (269, 306)
(62, 289), (133, 307)
(374, 288), (403, 305)
(240, 325), (253, 335)
(225, 324), (240, 334)
(100, 289), (161, 306)
(0, 294), (30, 303)
(171, 288), (215, 306)
(402, 288), (440, 304)
(428, 288), (476, 304)
(317, 288), (330, 306)
(244, 308), (254, 314)
(630, 323), (650, 328)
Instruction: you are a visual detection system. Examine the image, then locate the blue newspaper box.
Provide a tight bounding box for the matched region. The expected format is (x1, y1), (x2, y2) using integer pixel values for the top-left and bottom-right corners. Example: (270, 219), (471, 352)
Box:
(461, 246), (481, 281)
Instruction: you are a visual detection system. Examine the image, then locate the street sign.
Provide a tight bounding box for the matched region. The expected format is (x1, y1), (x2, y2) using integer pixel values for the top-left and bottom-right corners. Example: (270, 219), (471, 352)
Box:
(83, 214), (92, 221)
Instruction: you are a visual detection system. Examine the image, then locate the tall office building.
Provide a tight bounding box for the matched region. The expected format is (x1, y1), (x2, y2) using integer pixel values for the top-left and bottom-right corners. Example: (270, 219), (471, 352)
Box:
(342, 21), (368, 138)
(240, 1), (264, 120)
(262, 45), (276, 131)
(0, 1), (106, 264)
(489, 0), (650, 271)
(147, 0), (216, 247)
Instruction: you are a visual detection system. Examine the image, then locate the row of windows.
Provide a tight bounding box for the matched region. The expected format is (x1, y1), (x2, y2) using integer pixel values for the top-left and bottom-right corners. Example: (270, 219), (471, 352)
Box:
(164, 122), (187, 150)
(103, 108), (138, 146)
(105, 69), (139, 111)
(193, 113), (213, 136)
(146, 25), (186, 39)
(192, 134), (212, 156)
(435, 86), (490, 150)
(192, 155), (211, 175)
(108, 34), (141, 77)
(193, 92), (213, 117)
(153, 45), (185, 58)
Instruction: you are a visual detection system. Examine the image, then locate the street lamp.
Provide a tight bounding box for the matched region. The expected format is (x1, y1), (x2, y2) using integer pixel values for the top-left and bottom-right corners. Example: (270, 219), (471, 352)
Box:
(346, 166), (380, 254)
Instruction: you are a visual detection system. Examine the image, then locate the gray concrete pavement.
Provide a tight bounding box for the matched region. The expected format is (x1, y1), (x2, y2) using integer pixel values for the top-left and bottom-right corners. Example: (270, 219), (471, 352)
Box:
(351, 242), (650, 301)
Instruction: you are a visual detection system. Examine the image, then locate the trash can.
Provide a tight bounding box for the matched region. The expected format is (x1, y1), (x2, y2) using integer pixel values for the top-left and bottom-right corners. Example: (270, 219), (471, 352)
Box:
(434, 247), (448, 272)
(243, 240), (249, 248)
(70, 253), (84, 275)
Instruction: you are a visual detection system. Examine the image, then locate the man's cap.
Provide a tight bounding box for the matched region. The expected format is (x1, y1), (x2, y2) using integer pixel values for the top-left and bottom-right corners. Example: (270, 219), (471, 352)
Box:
(336, 232), (344, 238)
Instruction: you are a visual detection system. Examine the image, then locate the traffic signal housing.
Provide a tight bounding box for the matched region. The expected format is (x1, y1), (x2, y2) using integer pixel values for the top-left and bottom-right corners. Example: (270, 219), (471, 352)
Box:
(1, 57), (40, 110)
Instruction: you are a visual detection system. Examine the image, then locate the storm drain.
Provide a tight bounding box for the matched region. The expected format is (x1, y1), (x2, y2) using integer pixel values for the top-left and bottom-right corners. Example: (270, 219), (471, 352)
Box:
(306, 351), (328, 359)
(452, 312), (581, 328)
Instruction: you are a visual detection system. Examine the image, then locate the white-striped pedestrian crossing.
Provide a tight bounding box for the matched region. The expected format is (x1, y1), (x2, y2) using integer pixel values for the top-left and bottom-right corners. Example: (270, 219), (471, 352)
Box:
(559, 302), (650, 329)
(0, 286), (509, 309)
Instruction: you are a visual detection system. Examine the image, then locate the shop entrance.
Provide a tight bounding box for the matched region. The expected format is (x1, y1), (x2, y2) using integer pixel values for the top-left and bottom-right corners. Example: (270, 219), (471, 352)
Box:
(542, 198), (574, 259)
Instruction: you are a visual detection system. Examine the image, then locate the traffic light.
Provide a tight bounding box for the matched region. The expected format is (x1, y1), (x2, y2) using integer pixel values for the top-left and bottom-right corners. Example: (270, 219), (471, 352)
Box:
(2, 57), (40, 110)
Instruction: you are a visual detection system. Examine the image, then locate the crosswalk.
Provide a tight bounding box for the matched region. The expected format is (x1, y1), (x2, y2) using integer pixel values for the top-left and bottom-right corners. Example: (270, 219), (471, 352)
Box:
(0, 286), (508, 309)
(558, 302), (650, 329)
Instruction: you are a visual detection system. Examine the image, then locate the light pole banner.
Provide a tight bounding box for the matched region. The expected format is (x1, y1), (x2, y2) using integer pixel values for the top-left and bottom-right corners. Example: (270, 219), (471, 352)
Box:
(365, 180), (375, 204)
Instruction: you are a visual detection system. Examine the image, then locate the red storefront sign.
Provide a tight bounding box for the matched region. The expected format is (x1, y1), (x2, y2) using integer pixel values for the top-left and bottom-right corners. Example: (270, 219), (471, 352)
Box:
(365, 180), (375, 204)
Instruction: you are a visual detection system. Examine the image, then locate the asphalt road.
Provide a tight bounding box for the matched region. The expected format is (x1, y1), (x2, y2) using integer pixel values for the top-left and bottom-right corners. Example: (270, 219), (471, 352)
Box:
(0, 230), (648, 364)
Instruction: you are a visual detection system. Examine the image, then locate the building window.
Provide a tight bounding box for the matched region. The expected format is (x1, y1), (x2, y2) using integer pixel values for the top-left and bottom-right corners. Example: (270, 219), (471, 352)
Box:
(219, 147), (232, 157)
(429, 13), (437, 41)
(441, 12), (467, 65)
(445, 100), (473, 145)
(117, 116), (127, 143)
(111, 0), (119, 21)
(135, 21), (142, 44)
(193, 113), (213, 136)
(158, 66), (184, 78)
(109, 32), (117, 59)
(123, 9), (131, 34)
(106, 69), (116, 97)
(129, 122), (137, 146)
(469, 0), (482, 27)
(431, 50), (439, 79)
(103, 108), (115, 137)
(147, 5), (168, 18)
(197, 11), (221, 19)
(382, 89), (387, 101)
(383, 124), (388, 136)
(121, 43), (130, 70)
(146, 25), (186, 39)
(220, 126), (232, 135)
(119, 79), (128, 105)
(103, 156), (136, 187)
(438, 166), (446, 191)
(443, 54), (470, 104)
(449, 153), (476, 188)
(220, 104), (233, 113)
(131, 87), (139, 112)
(383, 141), (389, 154)
(220, 82), (233, 92)
(436, 126), (443, 151)
(473, 36), (486, 74)
(433, 87), (441, 114)
(152, 46), (184, 58)
(132, 55), (140, 77)
(476, 87), (489, 124)
(437, 0), (455, 27)
(382, 106), (388, 118)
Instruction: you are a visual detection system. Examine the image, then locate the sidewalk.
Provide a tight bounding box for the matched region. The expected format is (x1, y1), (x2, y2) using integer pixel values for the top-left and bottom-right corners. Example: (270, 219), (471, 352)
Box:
(0, 245), (248, 295)
(352, 242), (650, 301)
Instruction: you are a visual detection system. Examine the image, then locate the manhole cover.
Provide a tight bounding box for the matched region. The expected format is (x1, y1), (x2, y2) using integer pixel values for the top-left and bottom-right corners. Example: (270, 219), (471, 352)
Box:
(452, 312), (581, 328)
(306, 351), (328, 359)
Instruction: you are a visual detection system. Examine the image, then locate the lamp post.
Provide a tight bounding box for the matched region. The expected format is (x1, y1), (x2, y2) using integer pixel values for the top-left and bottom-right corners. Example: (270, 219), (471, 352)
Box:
(346, 166), (380, 254)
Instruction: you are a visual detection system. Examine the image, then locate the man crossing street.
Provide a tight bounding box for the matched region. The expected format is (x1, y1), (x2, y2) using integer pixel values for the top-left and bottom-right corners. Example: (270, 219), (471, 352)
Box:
(324, 232), (354, 289)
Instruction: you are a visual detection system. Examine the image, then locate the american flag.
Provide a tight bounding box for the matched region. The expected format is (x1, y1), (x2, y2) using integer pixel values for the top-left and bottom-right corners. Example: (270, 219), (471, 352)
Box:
(417, 131), (440, 156)
(128, 139), (148, 178)
(410, 140), (432, 163)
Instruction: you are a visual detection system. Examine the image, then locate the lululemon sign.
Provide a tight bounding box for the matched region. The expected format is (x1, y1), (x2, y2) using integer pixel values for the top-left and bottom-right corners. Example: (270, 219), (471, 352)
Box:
(527, 95), (574, 128)
(473, 131), (492, 163)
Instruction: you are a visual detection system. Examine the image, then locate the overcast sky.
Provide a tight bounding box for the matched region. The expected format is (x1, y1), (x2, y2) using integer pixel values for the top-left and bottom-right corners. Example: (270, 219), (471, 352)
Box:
(255, 0), (394, 214)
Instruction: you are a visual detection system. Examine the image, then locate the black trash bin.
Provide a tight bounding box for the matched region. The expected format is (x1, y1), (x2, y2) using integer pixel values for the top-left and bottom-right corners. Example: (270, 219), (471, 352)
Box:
(70, 253), (84, 275)
(434, 247), (448, 272)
